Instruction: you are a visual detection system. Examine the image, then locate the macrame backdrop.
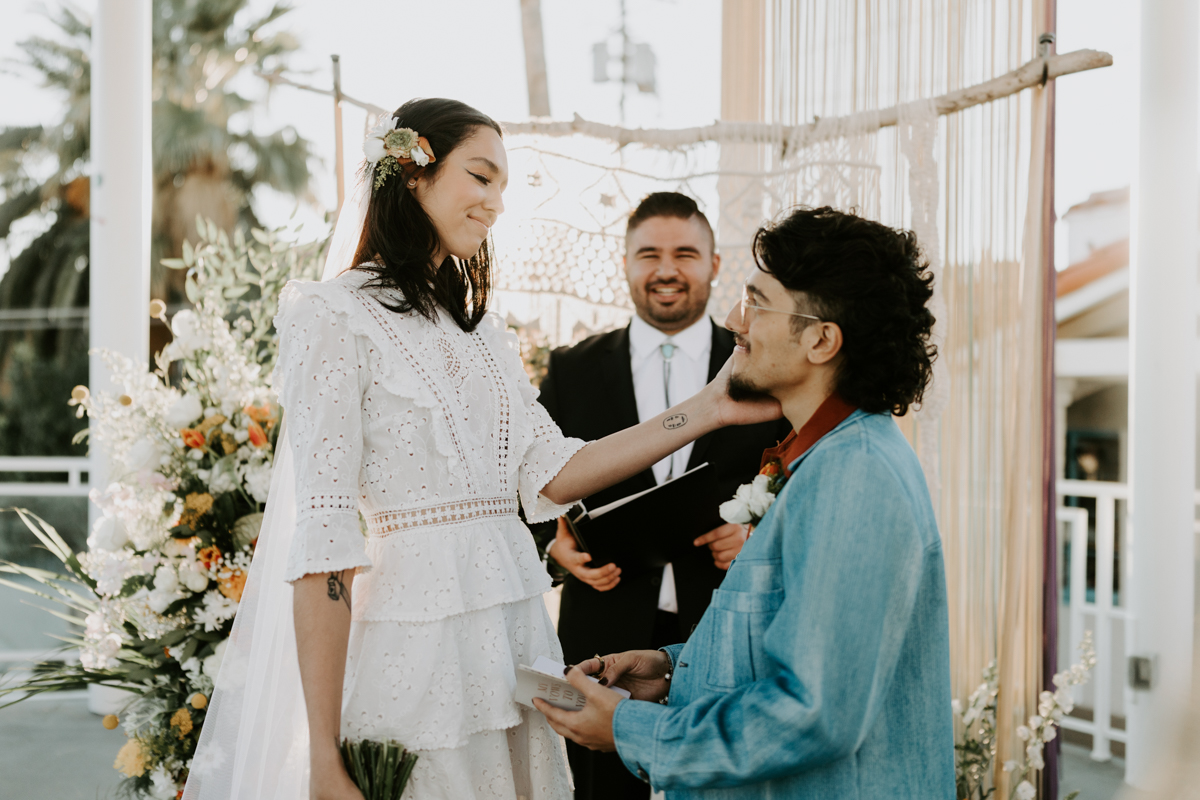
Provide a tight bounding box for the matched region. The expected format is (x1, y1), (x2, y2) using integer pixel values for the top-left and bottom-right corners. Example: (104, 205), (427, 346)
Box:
(488, 2), (1052, 793)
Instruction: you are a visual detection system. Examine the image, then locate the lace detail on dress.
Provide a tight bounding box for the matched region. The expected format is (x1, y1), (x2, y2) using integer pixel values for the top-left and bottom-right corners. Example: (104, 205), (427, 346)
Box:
(366, 496), (518, 536)
(275, 285), (373, 583)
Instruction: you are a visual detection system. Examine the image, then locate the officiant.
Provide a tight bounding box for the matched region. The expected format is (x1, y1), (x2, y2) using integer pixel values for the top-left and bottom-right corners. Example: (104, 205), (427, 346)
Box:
(536, 192), (788, 800)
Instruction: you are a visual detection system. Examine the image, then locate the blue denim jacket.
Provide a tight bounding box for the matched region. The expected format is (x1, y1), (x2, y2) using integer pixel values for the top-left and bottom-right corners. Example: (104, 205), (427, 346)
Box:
(611, 411), (954, 799)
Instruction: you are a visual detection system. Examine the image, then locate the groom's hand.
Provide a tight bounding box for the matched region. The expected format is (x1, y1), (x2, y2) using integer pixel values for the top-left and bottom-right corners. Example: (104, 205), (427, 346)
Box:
(533, 665), (622, 752)
(694, 522), (748, 570)
(590, 650), (672, 702)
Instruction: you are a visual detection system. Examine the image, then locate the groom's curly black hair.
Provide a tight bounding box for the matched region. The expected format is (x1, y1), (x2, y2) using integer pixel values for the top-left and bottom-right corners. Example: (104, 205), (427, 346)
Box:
(752, 206), (937, 416)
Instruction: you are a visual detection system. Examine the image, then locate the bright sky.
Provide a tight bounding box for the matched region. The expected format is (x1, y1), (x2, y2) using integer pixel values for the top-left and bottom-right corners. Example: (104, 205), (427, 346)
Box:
(0, 0), (1181, 271)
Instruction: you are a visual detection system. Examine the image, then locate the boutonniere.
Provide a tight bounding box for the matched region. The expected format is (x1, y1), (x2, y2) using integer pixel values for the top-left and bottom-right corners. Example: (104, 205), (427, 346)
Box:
(719, 459), (789, 527)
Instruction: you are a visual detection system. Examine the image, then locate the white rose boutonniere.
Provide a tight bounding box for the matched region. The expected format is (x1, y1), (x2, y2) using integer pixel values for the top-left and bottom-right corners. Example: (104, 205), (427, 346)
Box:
(719, 459), (788, 528)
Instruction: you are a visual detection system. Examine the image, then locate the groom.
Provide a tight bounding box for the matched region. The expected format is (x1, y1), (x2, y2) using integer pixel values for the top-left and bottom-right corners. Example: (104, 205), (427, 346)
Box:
(535, 206), (956, 798)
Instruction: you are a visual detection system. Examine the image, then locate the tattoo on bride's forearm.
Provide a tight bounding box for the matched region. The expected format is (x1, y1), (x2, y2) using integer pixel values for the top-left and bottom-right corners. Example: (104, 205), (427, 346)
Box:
(663, 413), (688, 430)
(326, 571), (351, 612)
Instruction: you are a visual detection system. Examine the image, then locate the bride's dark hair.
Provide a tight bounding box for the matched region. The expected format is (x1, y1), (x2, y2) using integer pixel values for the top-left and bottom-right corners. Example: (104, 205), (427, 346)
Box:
(352, 98), (502, 332)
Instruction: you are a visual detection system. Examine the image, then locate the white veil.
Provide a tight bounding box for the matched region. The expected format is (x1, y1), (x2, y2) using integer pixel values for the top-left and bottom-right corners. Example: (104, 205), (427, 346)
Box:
(182, 175), (371, 799)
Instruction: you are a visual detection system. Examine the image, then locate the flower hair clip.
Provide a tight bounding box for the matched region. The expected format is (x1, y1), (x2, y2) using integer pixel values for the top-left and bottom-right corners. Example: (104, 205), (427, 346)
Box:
(363, 116), (436, 191)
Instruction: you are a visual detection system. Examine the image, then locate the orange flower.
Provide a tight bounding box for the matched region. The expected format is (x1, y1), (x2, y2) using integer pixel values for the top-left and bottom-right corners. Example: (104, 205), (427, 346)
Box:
(760, 461), (782, 477)
(247, 420), (268, 447)
(243, 403), (274, 424)
(180, 428), (206, 449)
(197, 546), (222, 570)
(219, 569), (247, 603)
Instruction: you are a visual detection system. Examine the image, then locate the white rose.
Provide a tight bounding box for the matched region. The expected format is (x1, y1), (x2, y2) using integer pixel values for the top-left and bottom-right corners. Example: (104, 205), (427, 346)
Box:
(149, 766), (178, 800)
(96, 632), (122, 659)
(169, 309), (208, 355)
(148, 588), (176, 614)
(410, 144), (430, 166)
(363, 136), (386, 163)
(1015, 781), (1036, 800)
(180, 561), (209, 593)
(950, 699), (962, 716)
(165, 392), (204, 429)
(747, 474), (777, 517)
(154, 565), (179, 593)
(1016, 724), (1031, 741)
(87, 516), (128, 552)
(719, 496), (752, 525)
(203, 639), (228, 678)
(123, 439), (165, 472)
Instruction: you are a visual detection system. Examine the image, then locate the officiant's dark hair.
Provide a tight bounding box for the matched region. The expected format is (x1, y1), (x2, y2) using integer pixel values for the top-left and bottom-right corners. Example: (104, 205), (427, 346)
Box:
(353, 98), (502, 332)
(752, 206), (937, 416)
(626, 192), (715, 252)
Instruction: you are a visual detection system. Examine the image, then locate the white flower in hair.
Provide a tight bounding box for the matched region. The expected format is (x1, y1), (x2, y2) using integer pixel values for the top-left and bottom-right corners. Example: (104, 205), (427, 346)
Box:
(410, 143), (430, 166)
(363, 136), (386, 163)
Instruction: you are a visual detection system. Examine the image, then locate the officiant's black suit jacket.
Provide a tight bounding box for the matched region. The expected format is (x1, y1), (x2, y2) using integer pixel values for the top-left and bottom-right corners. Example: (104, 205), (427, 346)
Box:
(537, 320), (789, 664)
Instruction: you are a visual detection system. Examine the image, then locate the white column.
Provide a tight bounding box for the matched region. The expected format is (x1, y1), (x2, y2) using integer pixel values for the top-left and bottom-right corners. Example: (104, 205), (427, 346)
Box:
(1126, 0), (1197, 787)
(89, 0), (152, 517)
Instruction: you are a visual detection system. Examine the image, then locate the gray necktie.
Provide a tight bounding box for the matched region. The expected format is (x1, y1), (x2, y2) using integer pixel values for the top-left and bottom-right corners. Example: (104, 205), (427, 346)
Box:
(660, 340), (677, 480)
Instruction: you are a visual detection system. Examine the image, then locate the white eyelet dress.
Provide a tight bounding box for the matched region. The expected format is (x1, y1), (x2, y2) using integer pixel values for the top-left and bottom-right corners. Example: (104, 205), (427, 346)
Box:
(274, 269), (583, 800)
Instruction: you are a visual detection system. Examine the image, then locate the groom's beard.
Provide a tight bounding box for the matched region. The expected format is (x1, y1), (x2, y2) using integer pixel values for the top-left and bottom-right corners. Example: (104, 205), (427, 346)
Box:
(728, 371), (772, 403)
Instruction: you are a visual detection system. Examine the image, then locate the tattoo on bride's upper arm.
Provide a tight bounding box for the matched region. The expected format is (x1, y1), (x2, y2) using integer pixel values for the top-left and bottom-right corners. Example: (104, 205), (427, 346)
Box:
(663, 413), (688, 430)
(326, 571), (351, 612)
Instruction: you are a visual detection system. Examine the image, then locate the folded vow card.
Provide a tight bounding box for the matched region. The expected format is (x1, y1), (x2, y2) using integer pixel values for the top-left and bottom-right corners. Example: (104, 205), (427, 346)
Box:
(515, 655), (631, 711)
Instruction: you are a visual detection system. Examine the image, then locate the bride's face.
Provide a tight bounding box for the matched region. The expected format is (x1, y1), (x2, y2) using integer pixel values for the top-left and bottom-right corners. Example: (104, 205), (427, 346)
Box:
(414, 127), (508, 262)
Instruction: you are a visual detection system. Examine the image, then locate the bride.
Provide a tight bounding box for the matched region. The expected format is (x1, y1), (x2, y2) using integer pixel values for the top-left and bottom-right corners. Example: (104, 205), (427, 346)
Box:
(182, 98), (777, 800)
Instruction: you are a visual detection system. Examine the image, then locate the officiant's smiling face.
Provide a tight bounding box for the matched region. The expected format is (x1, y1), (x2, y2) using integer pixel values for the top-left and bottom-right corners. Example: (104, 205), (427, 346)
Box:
(413, 127), (508, 263)
(624, 214), (720, 334)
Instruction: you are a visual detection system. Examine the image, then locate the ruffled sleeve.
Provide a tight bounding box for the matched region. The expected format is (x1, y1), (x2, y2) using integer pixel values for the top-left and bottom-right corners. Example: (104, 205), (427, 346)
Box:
(274, 281), (373, 582)
(477, 314), (586, 523)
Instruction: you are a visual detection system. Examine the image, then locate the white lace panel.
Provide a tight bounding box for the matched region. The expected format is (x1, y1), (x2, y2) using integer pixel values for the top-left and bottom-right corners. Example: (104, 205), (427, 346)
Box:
(275, 287), (373, 583)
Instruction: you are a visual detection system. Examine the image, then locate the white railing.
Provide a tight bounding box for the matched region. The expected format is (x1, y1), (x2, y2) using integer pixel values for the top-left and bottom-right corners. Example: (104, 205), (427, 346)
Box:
(0, 457), (93, 497)
(1056, 479), (1129, 762)
(0, 457), (93, 668)
(1056, 478), (1200, 766)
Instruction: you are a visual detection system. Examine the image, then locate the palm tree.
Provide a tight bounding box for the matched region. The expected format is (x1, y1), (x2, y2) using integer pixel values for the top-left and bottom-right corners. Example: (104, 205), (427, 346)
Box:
(0, 1), (316, 456)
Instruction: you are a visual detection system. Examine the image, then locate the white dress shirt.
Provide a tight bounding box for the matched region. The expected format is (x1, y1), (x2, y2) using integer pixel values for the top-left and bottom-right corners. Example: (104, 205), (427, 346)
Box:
(628, 313), (713, 614)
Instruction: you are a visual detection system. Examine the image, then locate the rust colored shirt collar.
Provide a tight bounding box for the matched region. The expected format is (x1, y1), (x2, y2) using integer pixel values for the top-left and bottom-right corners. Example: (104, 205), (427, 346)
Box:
(761, 393), (858, 476)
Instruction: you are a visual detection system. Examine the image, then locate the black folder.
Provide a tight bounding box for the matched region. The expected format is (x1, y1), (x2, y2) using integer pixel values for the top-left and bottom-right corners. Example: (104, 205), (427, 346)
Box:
(564, 462), (723, 570)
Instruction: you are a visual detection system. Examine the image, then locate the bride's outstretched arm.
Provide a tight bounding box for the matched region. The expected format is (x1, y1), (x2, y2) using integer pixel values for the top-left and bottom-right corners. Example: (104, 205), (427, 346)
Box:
(294, 570), (365, 800)
(540, 357), (781, 505)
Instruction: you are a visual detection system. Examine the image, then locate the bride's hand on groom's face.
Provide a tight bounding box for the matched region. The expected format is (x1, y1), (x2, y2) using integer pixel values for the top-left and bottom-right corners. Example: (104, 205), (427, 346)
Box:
(702, 356), (782, 429)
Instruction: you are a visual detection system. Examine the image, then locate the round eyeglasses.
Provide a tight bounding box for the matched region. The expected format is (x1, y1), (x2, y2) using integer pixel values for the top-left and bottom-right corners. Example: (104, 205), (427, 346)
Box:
(738, 285), (822, 323)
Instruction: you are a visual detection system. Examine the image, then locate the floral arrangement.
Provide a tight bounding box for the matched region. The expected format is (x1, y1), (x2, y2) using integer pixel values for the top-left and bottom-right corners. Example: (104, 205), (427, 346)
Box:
(718, 459), (786, 526)
(363, 116), (436, 191)
(0, 219), (324, 799)
(953, 631), (1096, 800)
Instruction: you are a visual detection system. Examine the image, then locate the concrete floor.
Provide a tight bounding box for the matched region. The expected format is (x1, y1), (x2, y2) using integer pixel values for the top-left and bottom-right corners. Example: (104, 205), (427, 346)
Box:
(0, 693), (125, 800)
(1060, 742), (1127, 799)
(0, 695), (1134, 800)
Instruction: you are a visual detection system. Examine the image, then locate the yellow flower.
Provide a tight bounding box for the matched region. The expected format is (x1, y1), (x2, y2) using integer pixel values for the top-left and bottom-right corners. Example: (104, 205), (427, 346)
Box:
(179, 492), (214, 529)
(195, 414), (227, 437)
(170, 707), (194, 739)
(114, 737), (147, 777)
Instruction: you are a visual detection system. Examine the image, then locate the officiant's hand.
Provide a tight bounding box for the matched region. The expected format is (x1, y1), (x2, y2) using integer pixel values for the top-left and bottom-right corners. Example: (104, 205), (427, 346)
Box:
(548, 518), (622, 591)
(534, 663), (624, 752)
(694, 521), (748, 570)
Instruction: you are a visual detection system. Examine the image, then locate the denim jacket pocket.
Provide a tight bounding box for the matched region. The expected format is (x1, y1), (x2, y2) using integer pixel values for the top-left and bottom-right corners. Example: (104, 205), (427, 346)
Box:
(704, 587), (785, 690)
